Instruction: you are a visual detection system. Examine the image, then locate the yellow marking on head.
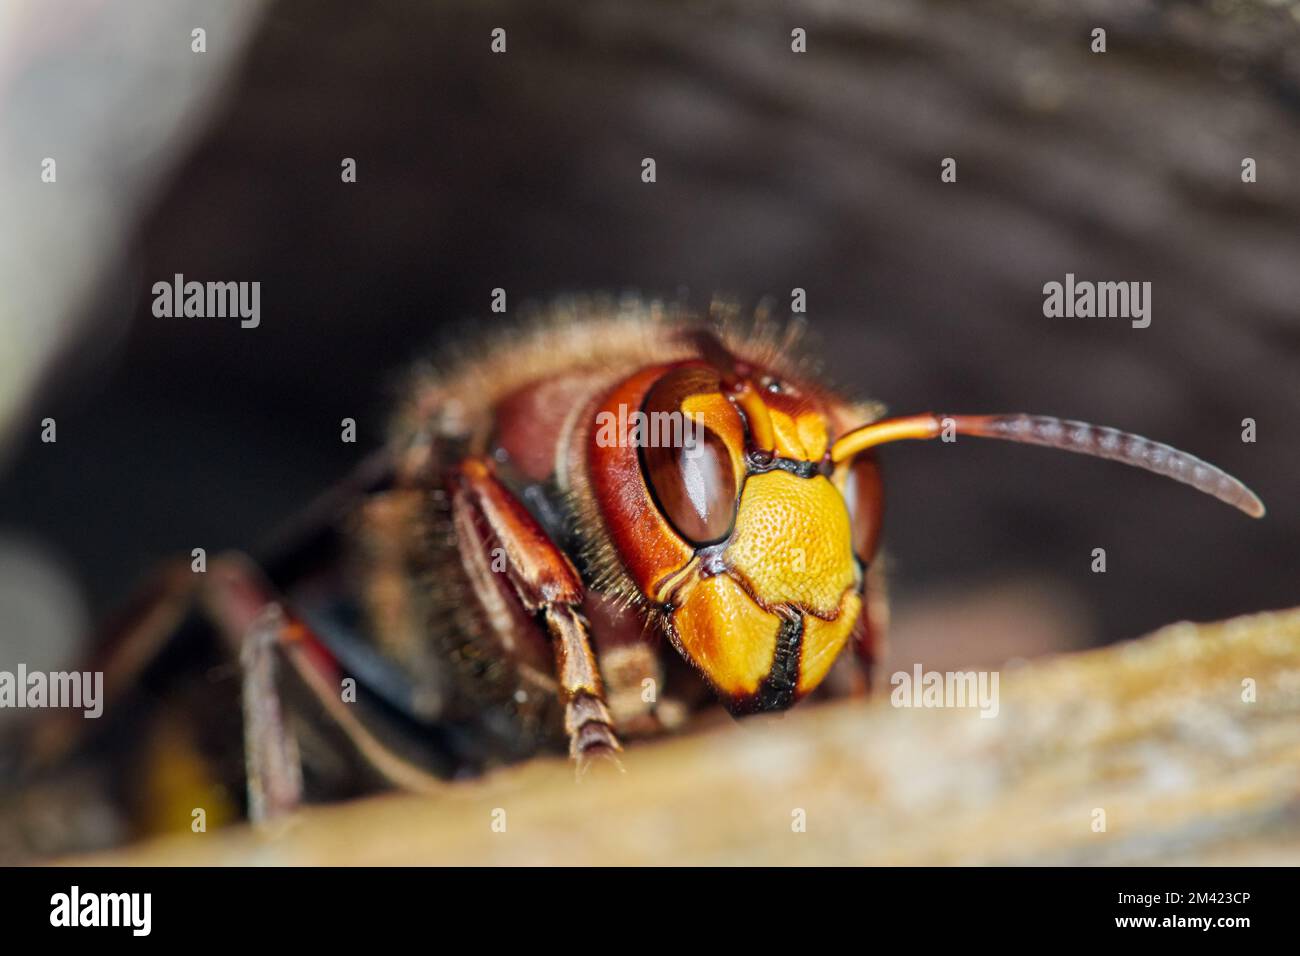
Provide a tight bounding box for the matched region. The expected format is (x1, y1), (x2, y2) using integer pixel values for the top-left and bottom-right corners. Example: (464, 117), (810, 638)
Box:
(672, 575), (780, 697)
(795, 412), (829, 460)
(724, 471), (856, 617)
(798, 591), (862, 694)
(768, 408), (807, 459)
(765, 407), (830, 461)
(681, 390), (747, 486)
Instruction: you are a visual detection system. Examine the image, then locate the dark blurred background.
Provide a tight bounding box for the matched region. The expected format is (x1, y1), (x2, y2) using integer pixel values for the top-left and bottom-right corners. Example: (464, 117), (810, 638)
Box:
(1, 0), (1298, 679)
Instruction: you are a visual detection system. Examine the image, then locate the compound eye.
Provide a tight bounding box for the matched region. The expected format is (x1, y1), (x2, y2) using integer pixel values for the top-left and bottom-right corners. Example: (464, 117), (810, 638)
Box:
(643, 431), (737, 545)
(843, 454), (884, 563)
(640, 366), (741, 546)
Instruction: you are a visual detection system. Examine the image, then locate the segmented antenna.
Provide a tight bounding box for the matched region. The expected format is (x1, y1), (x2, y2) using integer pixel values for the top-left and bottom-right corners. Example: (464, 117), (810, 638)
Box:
(829, 412), (1265, 518)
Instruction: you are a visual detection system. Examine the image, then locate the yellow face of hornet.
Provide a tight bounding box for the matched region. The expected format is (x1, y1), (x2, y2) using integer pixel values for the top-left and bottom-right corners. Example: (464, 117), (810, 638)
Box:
(588, 361), (882, 713)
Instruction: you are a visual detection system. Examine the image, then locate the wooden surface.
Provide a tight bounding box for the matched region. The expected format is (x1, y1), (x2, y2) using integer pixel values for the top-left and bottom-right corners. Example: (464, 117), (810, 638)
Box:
(71, 605), (1300, 865)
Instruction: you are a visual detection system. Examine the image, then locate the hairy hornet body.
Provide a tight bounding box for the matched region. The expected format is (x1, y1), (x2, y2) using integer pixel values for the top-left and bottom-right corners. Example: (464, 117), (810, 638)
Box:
(379, 301), (886, 752)
(7, 298), (1263, 851)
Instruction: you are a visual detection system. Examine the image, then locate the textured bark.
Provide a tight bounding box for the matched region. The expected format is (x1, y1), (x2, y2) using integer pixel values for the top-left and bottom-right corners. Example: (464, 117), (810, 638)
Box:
(73, 605), (1300, 865)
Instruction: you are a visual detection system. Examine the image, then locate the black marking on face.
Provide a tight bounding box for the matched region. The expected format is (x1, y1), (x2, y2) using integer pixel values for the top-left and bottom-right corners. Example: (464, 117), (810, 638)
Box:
(745, 453), (820, 479)
(753, 614), (803, 712)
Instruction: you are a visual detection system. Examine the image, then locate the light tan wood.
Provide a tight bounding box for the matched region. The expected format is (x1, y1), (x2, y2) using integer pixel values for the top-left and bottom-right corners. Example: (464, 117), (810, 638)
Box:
(68, 606), (1300, 865)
